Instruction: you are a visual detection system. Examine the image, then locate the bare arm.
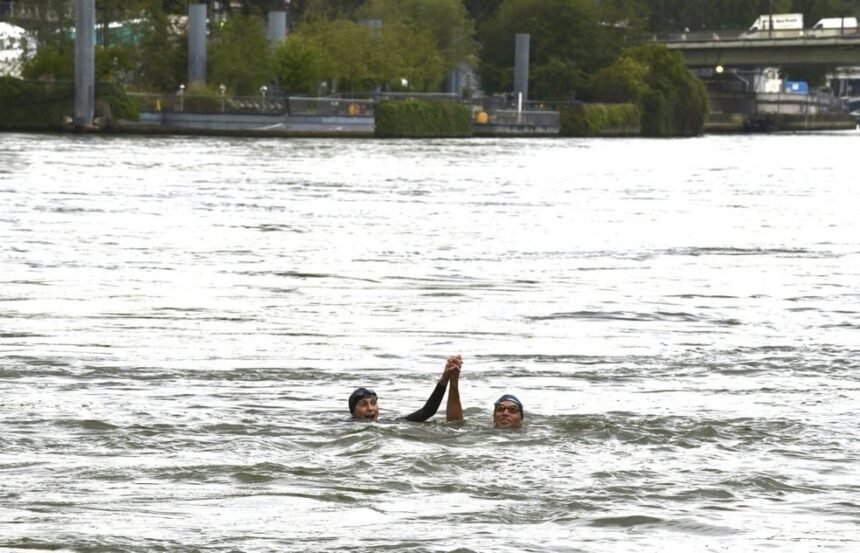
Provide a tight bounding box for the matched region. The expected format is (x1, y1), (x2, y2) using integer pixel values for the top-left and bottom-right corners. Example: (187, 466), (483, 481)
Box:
(446, 355), (463, 422)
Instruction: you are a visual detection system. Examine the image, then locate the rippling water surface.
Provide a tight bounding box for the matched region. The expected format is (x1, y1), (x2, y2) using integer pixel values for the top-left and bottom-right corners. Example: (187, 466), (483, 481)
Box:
(1, 132), (858, 552)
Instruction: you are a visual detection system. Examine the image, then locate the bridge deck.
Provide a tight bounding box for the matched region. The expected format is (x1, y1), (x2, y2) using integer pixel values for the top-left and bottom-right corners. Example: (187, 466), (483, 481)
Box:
(660, 29), (860, 67)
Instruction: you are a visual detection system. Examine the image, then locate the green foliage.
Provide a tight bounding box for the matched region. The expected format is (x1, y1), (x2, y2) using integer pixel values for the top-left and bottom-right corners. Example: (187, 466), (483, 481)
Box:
(274, 34), (333, 95)
(134, 4), (187, 92)
(95, 46), (136, 82)
(22, 44), (138, 83)
(208, 15), (274, 96)
(559, 102), (640, 136)
(625, 44), (708, 136)
(781, 65), (831, 88)
(588, 56), (649, 104)
(360, 0), (478, 71)
(302, 18), (375, 92)
(377, 21), (446, 91)
(478, 0), (637, 100)
(302, 0), (368, 21)
(0, 76), (138, 129)
(95, 81), (140, 121)
(589, 43), (708, 137)
(0, 76), (72, 129)
(21, 45), (74, 81)
(464, 0), (505, 23)
(297, 17), (446, 94)
(374, 99), (472, 137)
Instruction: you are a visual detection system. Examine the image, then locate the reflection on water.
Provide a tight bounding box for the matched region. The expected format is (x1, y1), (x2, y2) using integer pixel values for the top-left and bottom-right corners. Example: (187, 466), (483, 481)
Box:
(1, 132), (859, 552)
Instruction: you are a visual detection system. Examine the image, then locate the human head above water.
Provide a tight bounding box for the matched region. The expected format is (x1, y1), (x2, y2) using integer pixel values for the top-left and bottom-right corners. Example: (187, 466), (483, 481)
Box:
(493, 394), (524, 428)
(349, 387), (379, 421)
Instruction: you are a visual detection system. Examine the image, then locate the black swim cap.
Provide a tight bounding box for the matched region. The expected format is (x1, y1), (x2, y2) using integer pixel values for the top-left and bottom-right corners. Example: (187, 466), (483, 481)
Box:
(494, 394), (524, 418)
(349, 387), (377, 415)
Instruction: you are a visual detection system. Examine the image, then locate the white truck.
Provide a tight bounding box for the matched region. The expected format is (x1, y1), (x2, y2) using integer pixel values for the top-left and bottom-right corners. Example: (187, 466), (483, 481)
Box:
(812, 17), (858, 30)
(747, 13), (804, 32)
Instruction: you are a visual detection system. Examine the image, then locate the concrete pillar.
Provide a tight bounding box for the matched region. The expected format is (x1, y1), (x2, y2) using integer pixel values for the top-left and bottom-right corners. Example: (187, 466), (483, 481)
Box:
(513, 33), (530, 103)
(268, 11), (287, 46)
(447, 66), (466, 96)
(74, 0), (95, 128)
(188, 3), (207, 87)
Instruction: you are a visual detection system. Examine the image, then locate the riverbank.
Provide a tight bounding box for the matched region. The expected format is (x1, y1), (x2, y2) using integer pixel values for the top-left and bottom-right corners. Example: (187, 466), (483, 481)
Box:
(704, 112), (857, 133)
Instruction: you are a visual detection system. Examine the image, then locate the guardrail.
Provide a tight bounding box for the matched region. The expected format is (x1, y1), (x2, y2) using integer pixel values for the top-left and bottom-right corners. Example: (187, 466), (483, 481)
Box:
(481, 109), (560, 127)
(657, 27), (860, 42)
(288, 97), (375, 116)
(129, 93), (561, 124)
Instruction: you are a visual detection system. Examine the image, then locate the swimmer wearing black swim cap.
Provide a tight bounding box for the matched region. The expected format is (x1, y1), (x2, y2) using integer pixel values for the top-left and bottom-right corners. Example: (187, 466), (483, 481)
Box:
(348, 355), (462, 422)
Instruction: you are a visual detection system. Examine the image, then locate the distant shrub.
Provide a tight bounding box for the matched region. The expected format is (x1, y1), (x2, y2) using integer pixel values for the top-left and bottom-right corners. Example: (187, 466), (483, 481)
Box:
(560, 103), (640, 137)
(375, 99), (472, 138)
(0, 77), (139, 130)
(0, 77), (73, 129)
(587, 44), (709, 137)
(96, 81), (140, 122)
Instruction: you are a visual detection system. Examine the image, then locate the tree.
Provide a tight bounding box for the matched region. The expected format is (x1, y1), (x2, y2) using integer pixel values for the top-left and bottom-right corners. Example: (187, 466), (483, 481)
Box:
(301, 0), (367, 20)
(300, 18), (375, 92)
(294, 15), (445, 94)
(134, 2), (186, 92)
(478, 0), (621, 100)
(622, 43), (709, 136)
(208, 14), (274, 95)
(376, 19), (446, 90)
(464, 0), (504, 23)
(360, 0), (478, 71)
(587, 55), (649, 103)
(273, 33), (332, 94)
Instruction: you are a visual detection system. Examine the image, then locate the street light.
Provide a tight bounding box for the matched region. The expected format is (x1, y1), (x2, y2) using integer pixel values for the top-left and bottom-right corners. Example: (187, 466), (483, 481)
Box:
(177, 83), (185, 112)
(219, 83), (226, 113)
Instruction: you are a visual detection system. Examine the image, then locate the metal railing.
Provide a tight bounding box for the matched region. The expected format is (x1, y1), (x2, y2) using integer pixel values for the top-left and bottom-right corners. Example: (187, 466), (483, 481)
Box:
(482, 109), (560, 127)
(288, 97), (375, 117)
(128, 92), (565, 128)
(657, 27), (860, 42)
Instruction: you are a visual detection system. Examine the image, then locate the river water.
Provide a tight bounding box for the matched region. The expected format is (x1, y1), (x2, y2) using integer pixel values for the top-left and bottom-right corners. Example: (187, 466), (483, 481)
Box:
(1, 132), (858, 552)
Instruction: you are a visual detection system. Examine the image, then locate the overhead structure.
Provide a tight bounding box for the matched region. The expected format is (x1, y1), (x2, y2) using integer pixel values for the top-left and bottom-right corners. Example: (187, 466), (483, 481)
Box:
(514, 33), (530, 102)
(74, 0), (95, 128)
(188, 2), (207, 87)
(268, 10), (287, 45)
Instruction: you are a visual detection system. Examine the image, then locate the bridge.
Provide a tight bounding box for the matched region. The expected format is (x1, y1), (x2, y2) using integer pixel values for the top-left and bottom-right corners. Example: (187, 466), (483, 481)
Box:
(660, 29), (860, 67)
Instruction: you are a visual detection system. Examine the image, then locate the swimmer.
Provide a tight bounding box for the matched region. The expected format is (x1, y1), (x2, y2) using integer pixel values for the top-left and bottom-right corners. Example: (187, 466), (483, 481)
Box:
(348, 354), (462, 422)
(443, 358), (523, 428)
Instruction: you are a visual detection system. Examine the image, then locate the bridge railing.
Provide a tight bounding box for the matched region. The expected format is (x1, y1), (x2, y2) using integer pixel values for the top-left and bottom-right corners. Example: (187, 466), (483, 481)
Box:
(657, 27), (859, 42)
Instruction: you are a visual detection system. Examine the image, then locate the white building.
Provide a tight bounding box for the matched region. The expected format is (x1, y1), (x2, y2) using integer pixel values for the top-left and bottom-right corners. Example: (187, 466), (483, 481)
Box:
(0, 21), (35, 78)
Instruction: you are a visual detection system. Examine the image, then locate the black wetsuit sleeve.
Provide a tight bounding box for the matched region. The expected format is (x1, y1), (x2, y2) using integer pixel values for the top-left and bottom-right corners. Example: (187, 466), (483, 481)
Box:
(402, 382), (446, 422)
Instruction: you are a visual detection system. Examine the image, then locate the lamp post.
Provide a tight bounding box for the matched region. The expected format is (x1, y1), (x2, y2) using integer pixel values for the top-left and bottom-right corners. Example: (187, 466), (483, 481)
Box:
(259, 85), (268, 111)
(219, 83), (226, 113)
(177, 83), (185, 112)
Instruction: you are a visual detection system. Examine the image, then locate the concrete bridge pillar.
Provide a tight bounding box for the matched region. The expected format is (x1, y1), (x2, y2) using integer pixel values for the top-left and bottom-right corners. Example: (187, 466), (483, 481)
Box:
(514, 33), (530, 103)
(268, 11), (288, 46)
(74, 0), (95, 128)
(188, 3), (207, 87)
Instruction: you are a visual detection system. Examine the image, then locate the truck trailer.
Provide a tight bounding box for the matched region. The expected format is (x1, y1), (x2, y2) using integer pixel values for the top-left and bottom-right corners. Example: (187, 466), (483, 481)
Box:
(747, 13), (804, 32)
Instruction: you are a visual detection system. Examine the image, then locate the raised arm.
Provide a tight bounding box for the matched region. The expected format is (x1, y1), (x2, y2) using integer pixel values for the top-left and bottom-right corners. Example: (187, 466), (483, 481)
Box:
(446, 355), (463, 422)
(402, 355), (459, 422)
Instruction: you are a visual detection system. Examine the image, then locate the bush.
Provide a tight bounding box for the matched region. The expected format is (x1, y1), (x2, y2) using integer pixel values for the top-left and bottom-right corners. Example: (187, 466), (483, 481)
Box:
(375, 99), (472, 138)
(0, 77), (73, 129)
(560, 102), (640, 137)
(0, 77), (139, 130)
(96, 81), (140, 122)
(588, 44), (709, 137)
